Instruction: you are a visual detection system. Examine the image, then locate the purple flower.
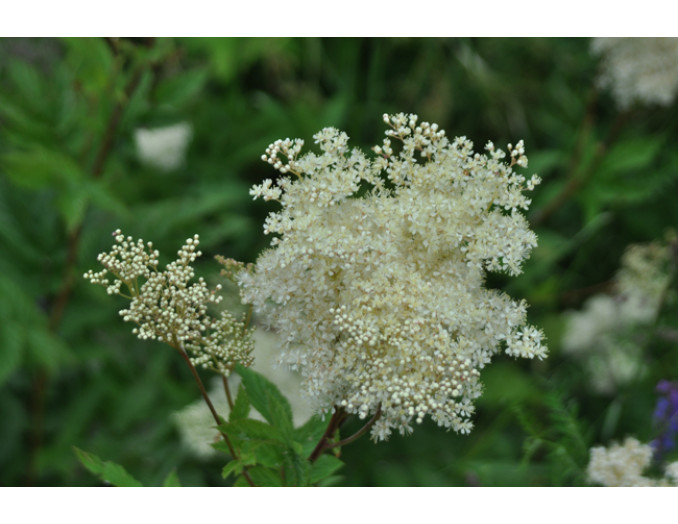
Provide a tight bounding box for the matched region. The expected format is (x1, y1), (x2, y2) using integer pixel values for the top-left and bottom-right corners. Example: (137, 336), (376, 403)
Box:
(651, 380), (678, 461)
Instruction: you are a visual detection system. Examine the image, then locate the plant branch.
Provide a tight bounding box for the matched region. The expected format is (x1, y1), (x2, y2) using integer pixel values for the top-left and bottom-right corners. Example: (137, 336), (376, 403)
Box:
(308, 407), (348, 463)
(177, 343), (256, 487)
(325, 405), (382, 449)
(222, 375), (234, 411)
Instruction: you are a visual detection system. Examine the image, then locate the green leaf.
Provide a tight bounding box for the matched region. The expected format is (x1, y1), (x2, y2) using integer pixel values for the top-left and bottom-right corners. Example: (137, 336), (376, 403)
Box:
(232, 475), (250, 487)
(235, 364), (294, 442)
(0, 323), (23, 386)
(62, 38), (115, 95)
(155, 68), (209, 109)
(73, 447), (143, 487)
(220, 418), (284, 443)
(595, 137), (663, 180)
(2, 147), (85, 190)
(162, 470), (182, 487)
(229, 383), (251, 421)
(310, 454), (344, 485)
(247, 466), (283, 487)
(239, 439), (286, 469)
(222, 455), (255, 480)
(293, 414), (329, 456)
(282, 448), (311, 487)
(25, 326), (73, 372)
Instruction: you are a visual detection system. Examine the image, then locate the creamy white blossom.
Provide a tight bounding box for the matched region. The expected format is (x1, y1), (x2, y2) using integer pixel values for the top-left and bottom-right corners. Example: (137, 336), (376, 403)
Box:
(135, 122), (193, 171)
(588, 437), (678, 487)
(85, 230), (253, 375)
(592, 38), (678, 108)
(238, 113), (546, 441)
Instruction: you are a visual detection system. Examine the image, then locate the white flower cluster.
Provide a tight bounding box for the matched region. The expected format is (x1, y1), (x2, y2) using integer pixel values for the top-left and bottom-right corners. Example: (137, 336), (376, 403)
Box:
(172, 329), (313, 459)
(562, 237), (674, 393)
(588, 437), (678, 487)
(85, 230), (253, 375)
(592, 37), (678, 108)
(239, 113), (546, 440)
(135, 122), (193, 172)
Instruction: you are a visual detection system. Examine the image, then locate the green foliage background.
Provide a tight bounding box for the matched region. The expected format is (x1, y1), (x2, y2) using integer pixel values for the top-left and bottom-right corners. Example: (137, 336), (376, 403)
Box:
(1, 37), (677, 486)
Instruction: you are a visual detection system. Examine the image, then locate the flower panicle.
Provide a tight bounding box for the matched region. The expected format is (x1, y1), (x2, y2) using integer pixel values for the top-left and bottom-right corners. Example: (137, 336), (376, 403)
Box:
(239, 113), (547, 441)
(85, 230), (254, 375)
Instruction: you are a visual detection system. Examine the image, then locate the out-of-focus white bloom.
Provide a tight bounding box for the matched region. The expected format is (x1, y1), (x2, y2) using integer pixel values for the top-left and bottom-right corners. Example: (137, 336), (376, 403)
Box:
(172, 386), (229, 459)
(588, 437), (678, 486)
(562, 237), (674, 393)
(135, 122), (193, 171)
(239, 113), (546, 441)
(172, 328), (312, 459)
(592, 38), (678, 108)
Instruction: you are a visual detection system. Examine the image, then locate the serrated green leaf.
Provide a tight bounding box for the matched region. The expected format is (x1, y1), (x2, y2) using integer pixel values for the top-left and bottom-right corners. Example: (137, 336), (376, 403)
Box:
(220, 418), (283, 443)
(282, 448), (311, 487)
(73, 447), (143, 487)
(222, 459), (245, 479)
(239, 439), (285, 469)
(247, 466), (283, 487)
(310, 454), (344, 485)
(235, 364), (294, 442)
(230, 383), (251, 421)
(232, 475), (250, 487)
(162, 469), (182, 487)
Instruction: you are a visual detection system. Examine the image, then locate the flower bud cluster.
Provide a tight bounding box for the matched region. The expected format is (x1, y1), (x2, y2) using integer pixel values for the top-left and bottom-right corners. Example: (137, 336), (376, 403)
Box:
(239, 113), (546, 440)
(85, 230), (253, 375)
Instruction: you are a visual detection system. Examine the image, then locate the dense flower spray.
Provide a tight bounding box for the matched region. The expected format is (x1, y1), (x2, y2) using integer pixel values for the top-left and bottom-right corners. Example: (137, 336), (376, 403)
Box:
(239, 113), (547, 440)
(85, 230), (254, 375)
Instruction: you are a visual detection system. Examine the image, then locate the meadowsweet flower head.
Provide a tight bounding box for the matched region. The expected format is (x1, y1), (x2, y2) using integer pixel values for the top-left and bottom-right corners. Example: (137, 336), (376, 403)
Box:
(238, 113), (546, 441)
(592, 37), (678, 108)
(135, 122), (193, 172)
(85, 230), (253, 374)
(588, 437), (678, 487)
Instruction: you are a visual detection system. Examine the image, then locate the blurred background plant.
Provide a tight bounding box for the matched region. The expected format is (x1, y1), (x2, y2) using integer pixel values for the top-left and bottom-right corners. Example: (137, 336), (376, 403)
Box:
(1, 37), (678, 486)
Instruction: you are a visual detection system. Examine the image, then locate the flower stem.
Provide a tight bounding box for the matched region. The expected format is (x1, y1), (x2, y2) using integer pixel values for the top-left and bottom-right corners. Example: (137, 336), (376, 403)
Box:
(222, 375), (234, 410)
(308, 407), (348, 463)
(326, 405), (382, 450)
(177, 344), (255, 487)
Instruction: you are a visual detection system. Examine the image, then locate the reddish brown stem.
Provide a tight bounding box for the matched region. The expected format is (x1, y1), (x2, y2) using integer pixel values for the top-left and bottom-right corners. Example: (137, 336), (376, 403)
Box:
(177, 346), (255, 487)
(308, 407), (349, 463)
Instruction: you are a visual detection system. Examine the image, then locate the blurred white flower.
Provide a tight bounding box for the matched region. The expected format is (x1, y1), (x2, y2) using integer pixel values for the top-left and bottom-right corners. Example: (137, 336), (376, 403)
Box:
(135, 122), (193, 172)
(588, 437), (678, 486)
(592, 38), (678, 108)
(562, 236), (674, 393)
